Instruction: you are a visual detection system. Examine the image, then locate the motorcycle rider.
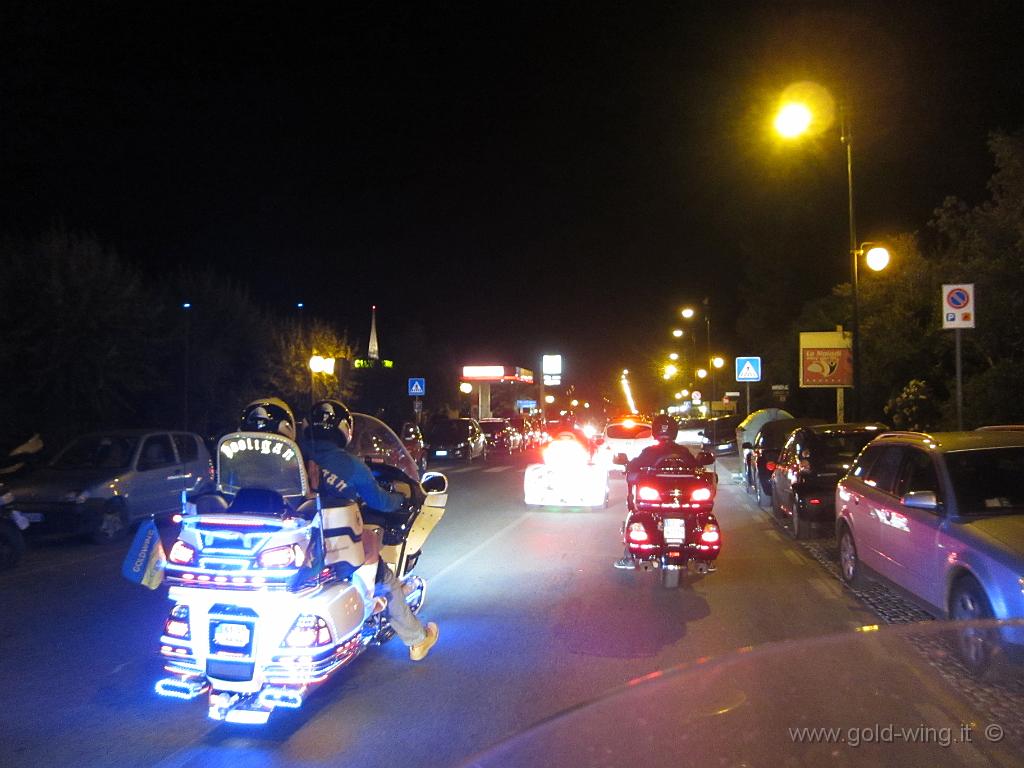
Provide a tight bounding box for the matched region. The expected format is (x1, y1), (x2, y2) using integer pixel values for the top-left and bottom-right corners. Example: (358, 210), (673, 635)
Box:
(303, 399), (439, 662)
(613, 413), (697, 570)
(240, 397), (298, 440)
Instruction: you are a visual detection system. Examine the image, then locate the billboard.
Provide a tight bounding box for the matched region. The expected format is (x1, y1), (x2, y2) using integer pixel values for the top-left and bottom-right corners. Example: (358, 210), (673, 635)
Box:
(799, 331), (852, 388)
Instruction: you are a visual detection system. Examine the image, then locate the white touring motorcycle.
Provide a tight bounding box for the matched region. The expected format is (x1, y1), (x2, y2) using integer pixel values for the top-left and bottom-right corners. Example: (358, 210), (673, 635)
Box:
(153, 414), (448, 724)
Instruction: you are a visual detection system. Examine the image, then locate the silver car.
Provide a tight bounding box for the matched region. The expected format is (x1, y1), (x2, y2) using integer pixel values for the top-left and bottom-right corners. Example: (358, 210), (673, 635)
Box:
(6, 429), (214, 543)
(835, 430), (1024, 651)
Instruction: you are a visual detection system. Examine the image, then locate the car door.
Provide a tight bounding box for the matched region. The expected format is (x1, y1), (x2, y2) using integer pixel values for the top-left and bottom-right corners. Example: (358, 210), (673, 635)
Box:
(883, 447), (946, 606)
(172, 433), (211, 494)
(842, 444), (905, 575)
(772, 431), (800, 515)
(132, 433), (181, 519)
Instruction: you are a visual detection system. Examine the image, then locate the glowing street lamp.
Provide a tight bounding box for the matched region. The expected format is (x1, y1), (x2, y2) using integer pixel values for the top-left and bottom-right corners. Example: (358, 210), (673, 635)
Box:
(672, 328), (683, 338)
(459, 382), (473, 394)
(712, 356), (725, 369)
(697, 368), (708, 379)
(680, 308), (695, 319)
(663, 363), (679, 380)
(308, 354), (337, 405)
(544, 394), (555, 404)
(668, 352), (679, 361)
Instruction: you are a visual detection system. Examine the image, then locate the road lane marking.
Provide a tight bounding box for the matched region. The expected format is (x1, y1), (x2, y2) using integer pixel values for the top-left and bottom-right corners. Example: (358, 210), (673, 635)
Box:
(445, 466), (477, 474)
(482, 466), (511, 473)
(429, 513), (529, 584)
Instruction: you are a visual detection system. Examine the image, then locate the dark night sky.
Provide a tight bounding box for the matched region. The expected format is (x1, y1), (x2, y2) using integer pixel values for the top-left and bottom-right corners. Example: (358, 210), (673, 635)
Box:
(4, 1), (1024, 397)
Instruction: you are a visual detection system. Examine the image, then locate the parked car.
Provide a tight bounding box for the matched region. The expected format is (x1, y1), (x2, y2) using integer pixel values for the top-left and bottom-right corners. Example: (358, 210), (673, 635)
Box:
(508, 416), (536, 450)
(700, 414), (744, 456)
(426, 418), (487, 462)
(4, 429), (214, 543)
(835, 430), (1024, 670)
(736, 408), (793, 485)
(770, 422), (887, 538)
(676, 417), (708, 449)
(480, 418), (523, 455)
(398, 422), (428, 474)
(744, 417), (825, 506)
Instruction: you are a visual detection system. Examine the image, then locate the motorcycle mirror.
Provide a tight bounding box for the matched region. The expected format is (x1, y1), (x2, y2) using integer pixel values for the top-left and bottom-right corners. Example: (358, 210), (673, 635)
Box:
(613, 453), (628, 466)
(421, 472), (448, 494)
(741, 442), (753, 450)
(697, 450), (715, 466)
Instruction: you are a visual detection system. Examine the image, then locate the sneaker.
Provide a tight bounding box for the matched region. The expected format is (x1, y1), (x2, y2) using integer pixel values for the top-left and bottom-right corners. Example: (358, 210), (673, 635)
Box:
(409, 622), (439, 661)
(613, 556), (636, 570)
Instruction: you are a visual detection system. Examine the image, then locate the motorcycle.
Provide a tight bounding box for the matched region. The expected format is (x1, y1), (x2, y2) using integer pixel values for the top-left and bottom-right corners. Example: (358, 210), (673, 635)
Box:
(616, 449), (721, 588)
(151, 414), (448, 724)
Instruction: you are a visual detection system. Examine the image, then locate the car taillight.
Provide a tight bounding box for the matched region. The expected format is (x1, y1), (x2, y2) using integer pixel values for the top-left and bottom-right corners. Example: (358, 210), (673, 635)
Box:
(168, 540), (195, 565)
(258, 544), (306, 569)
(690, 487), (713, 502)
(808, 498), (822, 505)
(700, 524), (720, 544)
(637, 486), (660, 502)
(627, 522), (649, 542)
(765, 461), (777, 472)
(282, 615), (333, 648)
(164, 604), (190, 639)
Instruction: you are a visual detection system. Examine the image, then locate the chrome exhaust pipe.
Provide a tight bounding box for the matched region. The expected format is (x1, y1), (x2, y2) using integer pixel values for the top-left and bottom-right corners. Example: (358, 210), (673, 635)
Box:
(155, 677), (209, 700)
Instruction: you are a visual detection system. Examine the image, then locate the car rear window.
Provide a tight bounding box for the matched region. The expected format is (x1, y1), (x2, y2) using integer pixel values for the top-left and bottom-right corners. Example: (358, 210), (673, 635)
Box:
(480, 422), (505, 434)
(606, 424), (652, 440)
(809, 432), (877, 466)
(945, 447), (1024, 514)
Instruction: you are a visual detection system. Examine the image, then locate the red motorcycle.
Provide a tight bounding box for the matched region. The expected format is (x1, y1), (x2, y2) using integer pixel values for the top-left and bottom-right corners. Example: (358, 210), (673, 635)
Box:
(619, 451), (721, 588)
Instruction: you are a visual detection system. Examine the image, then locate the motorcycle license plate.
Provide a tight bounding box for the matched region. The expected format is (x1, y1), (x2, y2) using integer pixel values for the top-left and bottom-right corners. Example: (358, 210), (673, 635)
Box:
(663, 518), (687, 539)
(214, 623), (251, 648)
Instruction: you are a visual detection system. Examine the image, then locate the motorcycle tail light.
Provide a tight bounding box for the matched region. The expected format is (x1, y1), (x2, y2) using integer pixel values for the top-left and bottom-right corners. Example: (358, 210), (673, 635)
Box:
(168, 540), (196, 565)
(258, 544), (306, 569)
(637, 486), (660, 502)
(765, 461), (777, 472)
(700, 524), (721, 544)
(627, 522), (649, 543)
(690, 486), (713, 502)
(809, 498), (822, 505)
(283, 615), (333, 648)
(164, 604), (190, 640)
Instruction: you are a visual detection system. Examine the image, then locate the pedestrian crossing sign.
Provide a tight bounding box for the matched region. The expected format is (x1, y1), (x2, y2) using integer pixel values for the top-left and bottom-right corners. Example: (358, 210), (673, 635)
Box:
(735, 356), (762, 382)
(408, 378), (426, 396)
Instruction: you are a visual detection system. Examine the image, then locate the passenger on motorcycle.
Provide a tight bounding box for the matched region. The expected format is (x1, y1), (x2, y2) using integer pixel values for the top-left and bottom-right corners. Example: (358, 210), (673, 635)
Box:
(613, 414), (696, 570)
(240, 397), (298, 440)
(303, 399), (439, 662)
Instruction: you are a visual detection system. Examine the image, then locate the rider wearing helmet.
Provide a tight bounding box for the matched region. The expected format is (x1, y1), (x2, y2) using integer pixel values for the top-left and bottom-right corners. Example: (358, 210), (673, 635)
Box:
(613, 414), (698, 570)
(303, 399), (439, 662)
(240, 397), (297, 440)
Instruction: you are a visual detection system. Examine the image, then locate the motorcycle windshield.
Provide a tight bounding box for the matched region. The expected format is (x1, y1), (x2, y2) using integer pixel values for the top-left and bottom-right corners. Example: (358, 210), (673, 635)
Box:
(347, 414), (420, 480)
(216, 432), (308, 498)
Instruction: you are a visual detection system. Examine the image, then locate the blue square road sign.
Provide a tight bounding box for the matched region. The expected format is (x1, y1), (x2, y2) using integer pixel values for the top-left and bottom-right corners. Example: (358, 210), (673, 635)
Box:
(735, 357), (762, 382)
(408, 378), (426, 396)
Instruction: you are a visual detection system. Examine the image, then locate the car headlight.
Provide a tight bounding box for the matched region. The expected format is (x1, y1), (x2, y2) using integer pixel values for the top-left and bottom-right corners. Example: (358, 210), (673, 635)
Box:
(62, 490), (91, 504)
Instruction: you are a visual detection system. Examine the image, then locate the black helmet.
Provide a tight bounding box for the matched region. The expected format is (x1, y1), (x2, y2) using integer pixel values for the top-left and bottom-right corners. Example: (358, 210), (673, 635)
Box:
(309, 399), (353, 448)
(651, 414), (678, 442)
(240, 397), (296, 439)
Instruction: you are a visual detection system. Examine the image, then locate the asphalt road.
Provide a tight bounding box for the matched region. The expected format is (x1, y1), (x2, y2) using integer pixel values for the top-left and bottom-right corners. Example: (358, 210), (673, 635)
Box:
(0, 450), (882, 767)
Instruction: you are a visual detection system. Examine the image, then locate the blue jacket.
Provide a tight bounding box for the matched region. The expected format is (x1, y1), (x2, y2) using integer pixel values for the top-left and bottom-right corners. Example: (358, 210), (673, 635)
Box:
(303, 440), (404, 514)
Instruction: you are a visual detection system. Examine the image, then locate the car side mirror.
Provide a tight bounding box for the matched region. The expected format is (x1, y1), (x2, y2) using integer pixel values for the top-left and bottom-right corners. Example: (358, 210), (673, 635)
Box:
(613, 453), (628, 466)
(901, 490), (939, 510)
(696, 450), (715, 466)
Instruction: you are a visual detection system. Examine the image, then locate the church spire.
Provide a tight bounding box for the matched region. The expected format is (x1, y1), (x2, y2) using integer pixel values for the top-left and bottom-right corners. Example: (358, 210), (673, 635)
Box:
(368, 305), (380, 360)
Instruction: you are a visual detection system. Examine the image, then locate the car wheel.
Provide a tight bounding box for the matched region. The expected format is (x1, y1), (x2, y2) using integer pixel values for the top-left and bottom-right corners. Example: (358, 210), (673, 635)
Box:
(949, 577), (997, 674)
(91, 501), (130, 544)
(0, 520), (26, 571)
(837, 524), (864, 588)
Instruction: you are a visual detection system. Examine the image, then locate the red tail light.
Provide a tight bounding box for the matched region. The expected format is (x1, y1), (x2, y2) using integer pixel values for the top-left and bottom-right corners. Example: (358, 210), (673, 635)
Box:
(168, 540), (196, 565)
(627, 522), (649, 542)
(808, 498), (822, 505)
(690, 486), (713, 502)
(765, 461), (777, 472)
(637, 486), (660, 502)
(700, 524), (720, 544)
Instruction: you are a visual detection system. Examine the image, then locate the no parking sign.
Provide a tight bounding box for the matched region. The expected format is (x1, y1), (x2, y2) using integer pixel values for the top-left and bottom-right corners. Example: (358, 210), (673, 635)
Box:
(942, 284), (975, 329)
